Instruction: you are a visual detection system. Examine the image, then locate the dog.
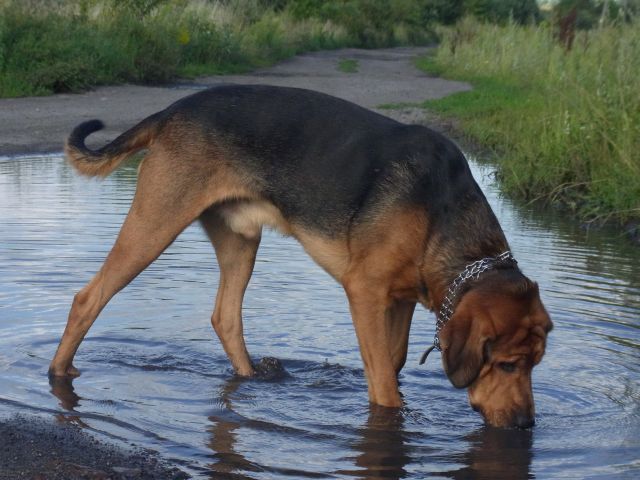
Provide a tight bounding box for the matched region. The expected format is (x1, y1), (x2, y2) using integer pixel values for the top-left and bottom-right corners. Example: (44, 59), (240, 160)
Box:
(49, 84), (552, 428)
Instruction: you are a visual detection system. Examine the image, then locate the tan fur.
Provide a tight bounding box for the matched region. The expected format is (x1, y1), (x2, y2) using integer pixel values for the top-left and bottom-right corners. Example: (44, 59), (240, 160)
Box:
(440, 284), (552, 427)
(65, 126), (154, 177)
(349, 208), (428, 301)
(334, 208), (428, 407)
(219, 200), (292, 239)
(293, 229), (350, 281)
(200, 208), (258, 377)
(50, 133), (260, 377)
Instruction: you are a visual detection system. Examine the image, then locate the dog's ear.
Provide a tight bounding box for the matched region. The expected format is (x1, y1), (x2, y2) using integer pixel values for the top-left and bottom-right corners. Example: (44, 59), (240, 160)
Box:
(439, 297), (494, 388)
(531, 297), (553, 365)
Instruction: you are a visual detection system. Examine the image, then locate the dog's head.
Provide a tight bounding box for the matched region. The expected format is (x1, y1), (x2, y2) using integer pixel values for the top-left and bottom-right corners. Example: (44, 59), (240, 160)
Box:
(438, 271), (552, 428)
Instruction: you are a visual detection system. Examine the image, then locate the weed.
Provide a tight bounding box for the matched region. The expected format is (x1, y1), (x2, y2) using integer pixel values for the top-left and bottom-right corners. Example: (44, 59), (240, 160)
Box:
(337, 58), (358, 73)
(417, 17), (640, 225)
(0, 0), (435, 98)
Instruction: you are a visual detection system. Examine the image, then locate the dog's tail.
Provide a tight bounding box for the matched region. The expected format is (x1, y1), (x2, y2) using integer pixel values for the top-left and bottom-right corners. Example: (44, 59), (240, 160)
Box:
(65, 113), (162, 177)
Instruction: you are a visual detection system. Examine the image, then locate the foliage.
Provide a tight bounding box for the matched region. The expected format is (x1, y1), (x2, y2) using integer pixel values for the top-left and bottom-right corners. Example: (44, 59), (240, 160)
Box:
(285, 0), (539, 26)
(424, 0), (465, 25)
(0, 0), (555, 98)
(418, 18), (640, 224)
(114, 0), (170, 17)
(463, 0), (540, 24)
(286, 0), (437, 47)
(0, 0), (433, 98)
(551, 0), (640, 29)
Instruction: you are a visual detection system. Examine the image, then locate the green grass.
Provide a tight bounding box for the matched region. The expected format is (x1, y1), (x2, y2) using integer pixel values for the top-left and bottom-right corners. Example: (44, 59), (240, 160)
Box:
(0, 0), (436, 98)
(377, 101), (417, 110)
(416, 18), (640, 225)
(337, 58), (358, 73)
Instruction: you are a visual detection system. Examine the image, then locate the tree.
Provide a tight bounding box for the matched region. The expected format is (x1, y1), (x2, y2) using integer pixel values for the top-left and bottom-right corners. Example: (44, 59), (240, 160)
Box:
(464, 0), (541, 24)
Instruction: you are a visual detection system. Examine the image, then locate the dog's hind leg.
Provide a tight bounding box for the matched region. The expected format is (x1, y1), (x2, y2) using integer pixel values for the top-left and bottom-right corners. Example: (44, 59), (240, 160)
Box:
(200, 209), (258, 376)
(49, 151), (212, 377)
(386, 301), (416, 376)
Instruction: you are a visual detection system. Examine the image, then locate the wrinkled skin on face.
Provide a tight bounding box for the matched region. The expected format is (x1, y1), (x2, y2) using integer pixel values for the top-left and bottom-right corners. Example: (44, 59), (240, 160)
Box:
(438, 271), (553, 428)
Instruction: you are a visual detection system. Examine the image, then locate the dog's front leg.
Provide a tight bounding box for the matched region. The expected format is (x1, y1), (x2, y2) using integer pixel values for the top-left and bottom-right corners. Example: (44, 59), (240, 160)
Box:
(386, 300), (416, 376)
(345, 280), (402, 408)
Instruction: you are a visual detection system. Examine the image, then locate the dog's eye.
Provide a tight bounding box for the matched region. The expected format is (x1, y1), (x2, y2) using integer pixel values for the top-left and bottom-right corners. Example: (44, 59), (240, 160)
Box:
(498, 362), (517, 373)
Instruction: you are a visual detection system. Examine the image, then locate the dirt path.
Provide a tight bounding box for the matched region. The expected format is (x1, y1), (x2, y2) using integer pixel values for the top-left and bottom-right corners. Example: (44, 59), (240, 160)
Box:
(0, 47), (470, 156)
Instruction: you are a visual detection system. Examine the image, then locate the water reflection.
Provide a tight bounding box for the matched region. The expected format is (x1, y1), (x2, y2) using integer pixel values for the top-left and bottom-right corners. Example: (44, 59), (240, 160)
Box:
(49, 375), (93, 430)
(442, 427), (533, 480)
(49, 375), (80, 411)
(206, 373), (415, 480)
(345, 406), (412, 479)
(50, 368), (534, 480)
(202, 374), (534, 480)
(206, 376), (261, 478)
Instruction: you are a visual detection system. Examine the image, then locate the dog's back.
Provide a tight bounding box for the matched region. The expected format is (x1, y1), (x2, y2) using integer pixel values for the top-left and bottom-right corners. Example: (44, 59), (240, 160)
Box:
(155, 85), (481, 236)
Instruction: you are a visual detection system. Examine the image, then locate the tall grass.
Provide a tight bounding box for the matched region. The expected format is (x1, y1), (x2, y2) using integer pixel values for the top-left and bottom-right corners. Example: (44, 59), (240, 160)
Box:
(0, 0), (434, 98)
(420, 18), (640, 224)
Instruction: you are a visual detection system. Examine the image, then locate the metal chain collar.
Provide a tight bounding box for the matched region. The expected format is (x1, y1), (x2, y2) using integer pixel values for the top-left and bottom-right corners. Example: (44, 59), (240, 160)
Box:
(419, 251), (517, 365)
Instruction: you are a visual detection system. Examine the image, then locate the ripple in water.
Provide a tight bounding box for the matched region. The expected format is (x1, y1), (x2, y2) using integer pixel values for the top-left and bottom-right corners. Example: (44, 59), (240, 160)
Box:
(0, 155), (638, 478)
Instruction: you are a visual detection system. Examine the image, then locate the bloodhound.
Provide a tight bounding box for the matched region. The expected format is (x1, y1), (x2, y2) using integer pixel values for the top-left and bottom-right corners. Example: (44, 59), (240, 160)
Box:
(49, 85), (552, 428)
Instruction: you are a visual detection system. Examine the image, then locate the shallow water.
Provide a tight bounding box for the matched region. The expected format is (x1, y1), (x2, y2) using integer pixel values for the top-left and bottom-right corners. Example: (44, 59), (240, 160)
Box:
(0, 154), (638, 479)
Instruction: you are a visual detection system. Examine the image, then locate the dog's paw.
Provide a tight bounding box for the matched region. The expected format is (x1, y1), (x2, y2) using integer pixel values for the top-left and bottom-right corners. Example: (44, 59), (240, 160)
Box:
(253, 357), (287, 381)
(48, 364), (81, 378)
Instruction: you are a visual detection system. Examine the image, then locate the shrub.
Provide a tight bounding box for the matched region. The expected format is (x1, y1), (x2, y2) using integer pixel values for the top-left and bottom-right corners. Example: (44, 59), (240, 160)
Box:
(463, 0), (540, 24)
(422, 18), (640, 223)
(0, 0), (435, 97)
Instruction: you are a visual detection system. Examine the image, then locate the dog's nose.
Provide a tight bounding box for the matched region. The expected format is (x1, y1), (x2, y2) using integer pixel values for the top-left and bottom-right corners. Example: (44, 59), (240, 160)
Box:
(514, 413), (535, 429)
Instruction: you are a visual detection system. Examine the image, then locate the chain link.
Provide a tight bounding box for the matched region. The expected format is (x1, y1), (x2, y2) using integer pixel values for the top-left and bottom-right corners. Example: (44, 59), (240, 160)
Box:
(432, 251), (517, 351)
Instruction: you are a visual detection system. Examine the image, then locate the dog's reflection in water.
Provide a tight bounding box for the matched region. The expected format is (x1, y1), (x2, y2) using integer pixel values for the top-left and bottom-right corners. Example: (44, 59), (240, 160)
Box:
(442, 426), (534, 480)
(50, 375), (81, 411)
(343, 409), (533, 480)
(339, 405), (413, 479)
(205, 362), (534, 480)
(206, 357), (287, 477)
(50, 361), (533, 479)
(206, 358), (413, 479)
(49, 375), (90, 429)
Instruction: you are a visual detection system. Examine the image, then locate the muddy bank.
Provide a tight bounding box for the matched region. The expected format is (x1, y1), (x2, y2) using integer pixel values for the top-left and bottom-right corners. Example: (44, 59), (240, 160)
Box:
(0, 415), (188, 479)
